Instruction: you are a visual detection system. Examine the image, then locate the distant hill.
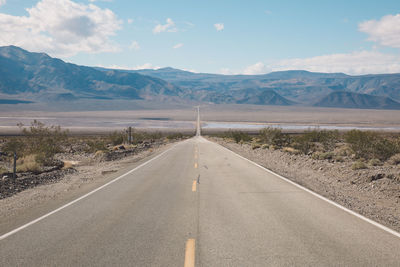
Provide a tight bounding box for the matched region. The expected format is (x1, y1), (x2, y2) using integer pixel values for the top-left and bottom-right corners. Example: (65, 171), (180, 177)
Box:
(0, 46), (183, 102)
(121, 67), (400, 107)
(313, 91), (400, 109)
(0, 99), (33, 104)
(1, 46), (400, 110)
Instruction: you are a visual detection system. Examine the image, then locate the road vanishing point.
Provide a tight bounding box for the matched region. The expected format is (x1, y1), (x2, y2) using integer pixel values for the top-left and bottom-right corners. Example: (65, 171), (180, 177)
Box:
(0, 107), (400, 266)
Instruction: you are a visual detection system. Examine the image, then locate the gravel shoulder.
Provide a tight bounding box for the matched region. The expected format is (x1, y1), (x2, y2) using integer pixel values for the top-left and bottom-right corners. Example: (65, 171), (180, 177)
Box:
(0, 140), (178, 234)
(210, 137), (400, 233)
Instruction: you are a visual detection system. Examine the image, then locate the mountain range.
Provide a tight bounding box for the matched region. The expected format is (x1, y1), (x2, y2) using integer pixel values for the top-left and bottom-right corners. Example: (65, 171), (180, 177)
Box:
(1, 45), (400, 110)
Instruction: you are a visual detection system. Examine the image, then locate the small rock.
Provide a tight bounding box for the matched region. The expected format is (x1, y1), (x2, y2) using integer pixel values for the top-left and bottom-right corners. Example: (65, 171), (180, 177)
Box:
(370, 173), (385, 182)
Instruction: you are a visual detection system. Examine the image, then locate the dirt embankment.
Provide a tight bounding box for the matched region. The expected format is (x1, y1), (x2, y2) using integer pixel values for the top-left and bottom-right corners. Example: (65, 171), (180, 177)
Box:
(211, 137), (400, 233)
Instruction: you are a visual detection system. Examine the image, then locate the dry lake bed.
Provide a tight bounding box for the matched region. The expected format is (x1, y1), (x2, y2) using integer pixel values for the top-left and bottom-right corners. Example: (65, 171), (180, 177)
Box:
(1, 104), (400, 134)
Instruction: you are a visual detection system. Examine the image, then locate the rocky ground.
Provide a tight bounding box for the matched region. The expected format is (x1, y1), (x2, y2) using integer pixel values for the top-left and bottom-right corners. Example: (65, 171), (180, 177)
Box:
(210, 137), (400, 233)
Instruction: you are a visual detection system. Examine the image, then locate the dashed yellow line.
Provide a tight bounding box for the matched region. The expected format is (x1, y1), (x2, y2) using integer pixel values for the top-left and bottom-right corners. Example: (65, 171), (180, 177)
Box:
(184, 239), (195, 267)
(194, 163), (198, 169)
(192, 180), (197, 192)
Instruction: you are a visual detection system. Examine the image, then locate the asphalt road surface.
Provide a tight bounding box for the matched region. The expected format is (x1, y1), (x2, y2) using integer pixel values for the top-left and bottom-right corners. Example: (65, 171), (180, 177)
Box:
(1, 112), (400, 266)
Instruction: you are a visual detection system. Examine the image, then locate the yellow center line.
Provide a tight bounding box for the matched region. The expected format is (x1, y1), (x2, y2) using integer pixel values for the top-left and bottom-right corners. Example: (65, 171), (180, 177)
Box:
(194, 162), (198, 169)
(184, 239), (196, 267)
(192, 180), (197, 192)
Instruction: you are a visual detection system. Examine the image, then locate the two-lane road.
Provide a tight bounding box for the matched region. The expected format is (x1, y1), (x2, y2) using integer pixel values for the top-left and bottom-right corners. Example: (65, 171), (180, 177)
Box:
(1, 117), (400, 266)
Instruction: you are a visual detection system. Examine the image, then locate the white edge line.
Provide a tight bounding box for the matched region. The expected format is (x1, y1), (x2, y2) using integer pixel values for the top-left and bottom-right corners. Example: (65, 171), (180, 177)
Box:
(206, 137), (400, 239)
(0, 139), (189, 241)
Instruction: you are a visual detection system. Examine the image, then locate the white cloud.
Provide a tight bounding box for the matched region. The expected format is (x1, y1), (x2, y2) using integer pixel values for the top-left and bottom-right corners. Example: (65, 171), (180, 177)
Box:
(237, 51), (400, 75)
(153, 18), (177, 34)
(359, 14), (400, 48)
(224, 51), (400, 76)
(243, 62), (266, 75)
(270, 50), (400, 75)
(173, 43), (183, 49)
(214, 23), (224, 31)
(127, 18), (133, 24)
(0, 0), (6, 7)
(129, 40), (140, 50)
(0, 0), (122, 57)
(133, 63), (160, 70)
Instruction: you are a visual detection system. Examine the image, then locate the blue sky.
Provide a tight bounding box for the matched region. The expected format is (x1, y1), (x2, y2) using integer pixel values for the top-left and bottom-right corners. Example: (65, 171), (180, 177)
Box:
(1, 0), (400, 75)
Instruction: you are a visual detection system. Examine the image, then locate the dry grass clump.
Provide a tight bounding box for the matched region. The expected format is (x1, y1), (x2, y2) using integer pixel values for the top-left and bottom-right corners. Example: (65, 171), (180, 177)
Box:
(351, 161), (368, 170)
(94, 150), (105, 158)
(62, 161), (75, 169)
(251, 143), (261, 150)
(16, 154), (41, 173)
(0, 166), (8, 175)
(344, 130), (399, 161)
(282, 147), (301, 155)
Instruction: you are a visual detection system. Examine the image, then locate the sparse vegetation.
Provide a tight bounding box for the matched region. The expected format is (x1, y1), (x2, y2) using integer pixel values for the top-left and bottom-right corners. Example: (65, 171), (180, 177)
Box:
(219, 130), (252, 143)
(0, 121), (189, 179)
(344, 130), (399, 161)
(259, 127), (289, 148)
(109, 131), (125, 146)
(212, 128), (400, 169)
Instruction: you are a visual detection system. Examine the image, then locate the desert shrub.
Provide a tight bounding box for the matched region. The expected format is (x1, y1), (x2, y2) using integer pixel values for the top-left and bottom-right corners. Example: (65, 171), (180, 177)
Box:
(259, 127), (290, 148)
(335, 144), (352, 157)
(166, 133), (184, 140)
(86, 139), (108, 153)
(2, 121), (68, 167)
(301, 130), (340, 151)
(351, 161), (367, 170)
(21, 120), (68, 165)
(344, 130), (398, 161)
(109, 131), (125, 146)
(334, 155), (345, 162)
(2, 138), (24, 155)
(291, 136), (315, 154)
(225, 131), (251, 143)
(251, 143), (261, 149)
(16, 154), (41, 173)
(128, 130), (163, 144)
(368, 158), (382, 166)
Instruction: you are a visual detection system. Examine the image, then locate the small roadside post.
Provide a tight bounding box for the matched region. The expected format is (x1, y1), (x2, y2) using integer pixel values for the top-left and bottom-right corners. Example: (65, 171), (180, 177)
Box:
(13, 151), (17, 181)
(128, 127), (132, 144)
